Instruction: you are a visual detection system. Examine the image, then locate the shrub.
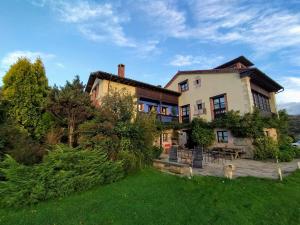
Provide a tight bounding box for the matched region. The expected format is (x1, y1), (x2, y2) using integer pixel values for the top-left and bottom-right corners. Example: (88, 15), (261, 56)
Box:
(117, 150), (142, 174)
(152, 146), (163, 159)
(0, 145), (124, 207)
(253, 137), (279, 160)
(191, 118), (215, 147)
(278, 150), (295, 162)
(0, 122), (45, 165)
(277, 135), (298, 162)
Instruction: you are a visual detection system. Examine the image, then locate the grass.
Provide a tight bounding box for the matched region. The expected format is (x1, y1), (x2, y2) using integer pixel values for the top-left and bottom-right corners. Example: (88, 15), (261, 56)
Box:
(0, 169), (300, 225)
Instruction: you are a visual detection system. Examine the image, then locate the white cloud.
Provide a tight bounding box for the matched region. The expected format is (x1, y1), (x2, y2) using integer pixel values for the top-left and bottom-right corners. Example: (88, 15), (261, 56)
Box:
(139, 0), (188, 38)
(188, 1), (300, 52)
(169, 54), (224, 68)
(1, 51), (55, 69)
(277, 76), (300, 104)
(139, 0), (300, 59)
(31, 0), (160, 54)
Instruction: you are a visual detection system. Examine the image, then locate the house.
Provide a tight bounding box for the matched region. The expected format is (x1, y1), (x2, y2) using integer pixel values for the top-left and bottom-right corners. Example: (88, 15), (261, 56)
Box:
(164, 56), (283, 152)
(85, 64), (180, 151)
(86, 56), (283, 156)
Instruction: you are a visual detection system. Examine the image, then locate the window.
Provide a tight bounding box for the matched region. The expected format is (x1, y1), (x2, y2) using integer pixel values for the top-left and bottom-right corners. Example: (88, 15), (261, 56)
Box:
(197, 103), (203, 110)
(252, 91), (271, 112)
(148, 105), (158, 113)
(194, 78), (201, 88)
(181, 105), (190, 123)
(179, 80), (189, 92)
(162, 133), (168, 142)
(161, 106), (168, 115)
(138, 103), (144, 111)
(212, 94), (226, 118)
(217, 131), (228, 143)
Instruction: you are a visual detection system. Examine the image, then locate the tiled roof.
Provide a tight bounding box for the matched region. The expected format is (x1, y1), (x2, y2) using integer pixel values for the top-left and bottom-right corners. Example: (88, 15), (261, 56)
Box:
(85, 70), (181, 96)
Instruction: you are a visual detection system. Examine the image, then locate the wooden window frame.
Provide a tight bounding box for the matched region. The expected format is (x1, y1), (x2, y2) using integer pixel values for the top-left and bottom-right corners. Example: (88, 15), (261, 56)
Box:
(178, 79), (189, 92)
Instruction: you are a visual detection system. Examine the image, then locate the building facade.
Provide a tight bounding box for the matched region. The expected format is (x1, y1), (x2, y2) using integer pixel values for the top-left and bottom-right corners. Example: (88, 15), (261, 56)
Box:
(86, 56), (283, 155)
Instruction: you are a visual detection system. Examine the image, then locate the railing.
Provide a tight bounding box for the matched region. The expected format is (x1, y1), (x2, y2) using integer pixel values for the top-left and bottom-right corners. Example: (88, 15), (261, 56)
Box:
(213, 108), (226, 119)
(181, 115), (190, 123)
(157, 114), (179, 123)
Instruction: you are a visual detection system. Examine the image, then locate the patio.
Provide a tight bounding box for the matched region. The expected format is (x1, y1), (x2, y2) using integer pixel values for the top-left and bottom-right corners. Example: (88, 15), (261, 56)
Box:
(156, 149), (300, 179)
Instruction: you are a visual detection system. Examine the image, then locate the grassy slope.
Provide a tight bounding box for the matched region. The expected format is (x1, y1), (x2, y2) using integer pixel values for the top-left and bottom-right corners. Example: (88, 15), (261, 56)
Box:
(0, 169), (299, 225)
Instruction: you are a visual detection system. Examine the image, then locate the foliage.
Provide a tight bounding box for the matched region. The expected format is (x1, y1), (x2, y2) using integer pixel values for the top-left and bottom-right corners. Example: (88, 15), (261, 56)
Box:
(212, 110), (265, 138)
(152, 146), (163, 159)
(253, 136), (279, 160)
(0, 121), (45, 165)
(1, 169), (300, 225)
(191, 118), (215, 147)
(79, 89), (160, 173)
(2, 58), (49, 139)
(47, 76), (93, 147)
(99, 88), (135, 123)
(0, 145), (123, 207)
(288, 115), (300, 140)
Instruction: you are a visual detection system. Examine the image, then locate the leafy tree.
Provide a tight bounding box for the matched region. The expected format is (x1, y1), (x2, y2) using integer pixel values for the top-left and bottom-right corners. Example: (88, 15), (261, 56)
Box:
(47, 76), (93, 147)
(191, 118), (215, 147)
(2, 58), (49, 139)
(79, 89), (159, 173)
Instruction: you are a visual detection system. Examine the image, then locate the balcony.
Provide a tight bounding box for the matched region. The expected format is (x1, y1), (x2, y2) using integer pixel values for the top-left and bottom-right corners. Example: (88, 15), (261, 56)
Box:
(181, 115), (190, 123)
(157, 114), (179, 123)
(213, 108), (226, 119)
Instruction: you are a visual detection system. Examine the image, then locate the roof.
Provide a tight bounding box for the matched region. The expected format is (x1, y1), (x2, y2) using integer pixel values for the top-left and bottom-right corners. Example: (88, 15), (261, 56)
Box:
(240, 68), (283, 92)
(164, 68), (248, 88)
(214, 56), (254, 69)
(164, 56), (283, 93)
(85, 71), (181, 96)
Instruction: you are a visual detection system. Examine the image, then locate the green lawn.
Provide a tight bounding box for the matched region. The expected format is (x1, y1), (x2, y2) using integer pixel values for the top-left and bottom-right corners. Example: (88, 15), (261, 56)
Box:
(1, 169), (300, 225)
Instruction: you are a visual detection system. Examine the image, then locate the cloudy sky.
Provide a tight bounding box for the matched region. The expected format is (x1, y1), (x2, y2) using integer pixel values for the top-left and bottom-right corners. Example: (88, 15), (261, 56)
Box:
(0, 0), (300, 114)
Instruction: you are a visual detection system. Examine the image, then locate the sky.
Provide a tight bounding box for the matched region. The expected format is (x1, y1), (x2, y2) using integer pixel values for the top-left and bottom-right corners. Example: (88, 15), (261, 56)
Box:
(0, 0), (300, 114)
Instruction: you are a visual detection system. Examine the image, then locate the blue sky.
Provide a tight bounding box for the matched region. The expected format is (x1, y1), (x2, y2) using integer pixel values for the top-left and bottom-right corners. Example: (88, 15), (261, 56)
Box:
(0, 0), (300, 114)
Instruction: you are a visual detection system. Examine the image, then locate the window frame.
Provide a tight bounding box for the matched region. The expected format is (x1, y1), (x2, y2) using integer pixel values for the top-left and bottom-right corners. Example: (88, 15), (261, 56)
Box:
(178, 80), (189, 92)
(217, 131), (229, 143)
(252, 91), (271, 112)
(181, 104), (190, 123)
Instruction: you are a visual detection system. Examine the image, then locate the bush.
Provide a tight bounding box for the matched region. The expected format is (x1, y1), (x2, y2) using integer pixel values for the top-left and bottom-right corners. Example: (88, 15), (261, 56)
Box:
(0, 122), (45, 165)
(276, 135), (298, 162)
(278, 150), (294, 162)
(191, 118), (215, 147)
(152, 146), (163, 159)
(0, 145), (124, 207)
(253, 137), (279, 160)
(117, 150), (142, 174)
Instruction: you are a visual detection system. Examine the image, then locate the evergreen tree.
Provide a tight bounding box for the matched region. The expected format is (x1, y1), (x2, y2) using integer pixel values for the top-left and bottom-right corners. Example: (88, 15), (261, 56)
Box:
(47, 76), (93, 147)
(2, 58), (49, 139)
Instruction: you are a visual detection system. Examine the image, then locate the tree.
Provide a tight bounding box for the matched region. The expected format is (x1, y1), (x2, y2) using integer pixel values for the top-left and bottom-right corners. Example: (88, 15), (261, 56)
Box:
(2, 58), (49, 139)
(47, 76), (93, 147)
(78, 89), (159, 172)
(191, 118), (215, 147)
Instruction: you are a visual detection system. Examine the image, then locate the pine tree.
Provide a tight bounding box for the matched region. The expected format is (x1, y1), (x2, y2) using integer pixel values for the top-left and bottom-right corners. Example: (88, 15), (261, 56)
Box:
(2, 58), (49, 138)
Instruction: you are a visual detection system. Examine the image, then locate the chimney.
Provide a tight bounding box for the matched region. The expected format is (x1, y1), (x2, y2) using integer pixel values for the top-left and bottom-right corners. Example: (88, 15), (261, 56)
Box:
(118, 64), (125, 78)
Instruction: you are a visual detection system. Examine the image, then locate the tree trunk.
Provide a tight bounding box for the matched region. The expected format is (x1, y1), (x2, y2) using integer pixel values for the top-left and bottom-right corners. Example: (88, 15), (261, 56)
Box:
(68, 124), (74, 147)
(68, 115), (75, 148)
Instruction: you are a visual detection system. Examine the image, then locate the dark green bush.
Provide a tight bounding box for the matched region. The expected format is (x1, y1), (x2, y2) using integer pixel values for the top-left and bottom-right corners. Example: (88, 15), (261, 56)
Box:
(0, 145), (124, 207)
(152, 146), (163, 159)
(253, 137), (279, 160)
(277, 135), (298, 162)
(278, 150), (294, 162)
